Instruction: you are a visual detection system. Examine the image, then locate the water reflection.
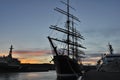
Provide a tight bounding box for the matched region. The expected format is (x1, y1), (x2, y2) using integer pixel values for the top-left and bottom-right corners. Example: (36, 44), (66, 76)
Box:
(0, 71), (84, 80)
(0, 71), (56, 80)
(57, 76), (82, 80)
(0, 72), (19, 80)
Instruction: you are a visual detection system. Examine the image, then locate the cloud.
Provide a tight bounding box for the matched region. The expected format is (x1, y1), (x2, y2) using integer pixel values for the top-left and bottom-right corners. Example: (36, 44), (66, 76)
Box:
(19, 56), (51, 64)
(0, 49), (52, 64)
(13, 49), (51, 56)
(82, 53), (101, 65)
(85, 24), (120, 38)
(11, 49), (53, 64)
(83, 24), (120, 53)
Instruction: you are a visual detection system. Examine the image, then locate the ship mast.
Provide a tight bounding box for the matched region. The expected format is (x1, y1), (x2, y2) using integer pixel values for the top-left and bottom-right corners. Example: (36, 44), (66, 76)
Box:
(108, 43), (113, 54)
(72, 18), (75, 58)
(48, 0), (85, 58)
(8, 45), (13, 58)
(67, 0), (70, 56)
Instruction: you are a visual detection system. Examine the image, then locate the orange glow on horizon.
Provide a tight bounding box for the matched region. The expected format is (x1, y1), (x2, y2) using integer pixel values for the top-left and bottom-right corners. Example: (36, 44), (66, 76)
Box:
(82, 56), (101, 65)
(19, 58), (52, 64)
(82, 61), (97, 65)
(0, 51), (101, 64)
(0, 53), (8, 57)
(0, 52), (52, 64)
(20, 59), (41, 64)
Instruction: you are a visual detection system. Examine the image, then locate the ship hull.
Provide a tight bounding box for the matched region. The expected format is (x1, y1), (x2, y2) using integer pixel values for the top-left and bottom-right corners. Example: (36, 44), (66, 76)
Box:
(84, 70), (120, 80)
(53, 55), (83, 78)
(0, 63), (20, 72)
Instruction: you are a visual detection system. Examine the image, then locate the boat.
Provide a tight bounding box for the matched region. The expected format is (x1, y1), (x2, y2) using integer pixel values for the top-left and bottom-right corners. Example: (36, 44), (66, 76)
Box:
(97, 43), (120, 72)
(48, 0), (86, 78)
(0, 45), (21, 72)
(83, 43), (120, 80)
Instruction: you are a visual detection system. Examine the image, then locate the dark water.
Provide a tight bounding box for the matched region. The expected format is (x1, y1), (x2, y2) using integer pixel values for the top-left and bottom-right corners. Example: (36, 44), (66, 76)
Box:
(0, 71), (81, 80)
(0, 71), (56, 80)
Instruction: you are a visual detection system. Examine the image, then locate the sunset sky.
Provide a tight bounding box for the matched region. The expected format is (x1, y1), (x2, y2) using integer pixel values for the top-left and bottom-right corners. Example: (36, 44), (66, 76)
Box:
(0, 0), (120, 64)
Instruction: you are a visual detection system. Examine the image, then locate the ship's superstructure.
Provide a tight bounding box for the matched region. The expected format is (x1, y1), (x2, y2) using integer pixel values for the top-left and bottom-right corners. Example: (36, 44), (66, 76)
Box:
(0, 45), (21, 72)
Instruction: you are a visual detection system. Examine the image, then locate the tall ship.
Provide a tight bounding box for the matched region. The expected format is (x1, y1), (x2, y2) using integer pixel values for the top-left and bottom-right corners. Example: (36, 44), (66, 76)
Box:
(0, 45), (21, 72)
(48, 0), (86, 78)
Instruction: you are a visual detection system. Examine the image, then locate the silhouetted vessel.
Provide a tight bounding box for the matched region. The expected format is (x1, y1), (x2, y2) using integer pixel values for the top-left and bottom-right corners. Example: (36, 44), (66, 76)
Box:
(48, 0), (86, 78)
(83, 43), (120, 80)
(0, 45), (21, 72)
(97, 43), (120, 72)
